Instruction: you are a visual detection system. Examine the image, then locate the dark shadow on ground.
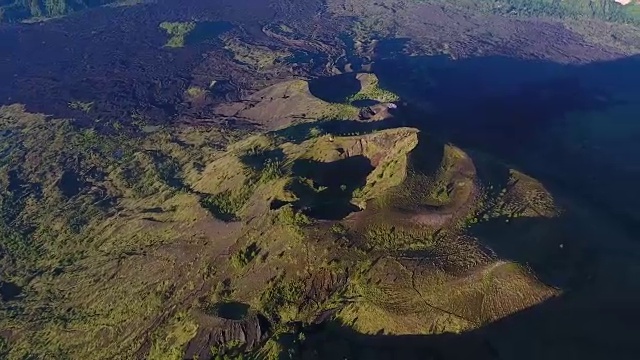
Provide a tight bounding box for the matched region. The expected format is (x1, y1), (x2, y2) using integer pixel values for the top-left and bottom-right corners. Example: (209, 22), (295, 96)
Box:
(308, 73), (361, 103)
(350, 99), (381, 107)
(470, 215), (595, 290)
(239, 148), (286, 172)
(210, 301), (250, 321)
(371, 39), (640, 234)
(288, 206), (640, 359)
(404, 131), (447, 176)
(186, 21), (234, 45)
(0, 281), (22, 302)
(295, 284), (640, 360)
(57, 170), (86, 198)
(288, 156), (374, 220)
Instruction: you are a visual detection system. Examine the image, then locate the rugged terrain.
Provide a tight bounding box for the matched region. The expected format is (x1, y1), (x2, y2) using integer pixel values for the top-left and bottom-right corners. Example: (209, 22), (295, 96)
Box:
(1, 0), (640, 359)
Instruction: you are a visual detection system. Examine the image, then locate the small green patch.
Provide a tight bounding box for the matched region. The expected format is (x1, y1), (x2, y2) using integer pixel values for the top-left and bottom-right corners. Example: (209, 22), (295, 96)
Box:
(259, 279), (305, 322)
(308, 127), (324, 138)
(222, 37), (290, 69)
(211, 279), (235, 303)
(278, 24), (293, 33)
(200, 186), (253, 222)
(68, 100), (94, 113)
(346, 76), (399, 104)
(276, 205), (312, 228)
(239, 145), (286, 183)
(186, 86), (208, 100)
(260, 158), (284, 183)
(211, 340), (247, 360)
(330, 223), (348, 237)
(160, 21), (196, 48)
(0, 336), (8, 358)
(232, 242), (261, 269)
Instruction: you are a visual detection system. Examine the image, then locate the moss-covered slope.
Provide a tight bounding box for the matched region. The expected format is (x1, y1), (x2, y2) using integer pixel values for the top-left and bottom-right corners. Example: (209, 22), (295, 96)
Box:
(0, 73), (638, 360)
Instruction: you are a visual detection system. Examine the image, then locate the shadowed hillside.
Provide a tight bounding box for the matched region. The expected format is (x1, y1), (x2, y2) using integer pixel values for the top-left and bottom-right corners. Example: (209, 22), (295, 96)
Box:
(372, 50), (640, 232)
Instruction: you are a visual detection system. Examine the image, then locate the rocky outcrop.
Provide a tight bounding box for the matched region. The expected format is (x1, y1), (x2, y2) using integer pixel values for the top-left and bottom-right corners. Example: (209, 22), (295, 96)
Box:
(183, 311), (270, 360)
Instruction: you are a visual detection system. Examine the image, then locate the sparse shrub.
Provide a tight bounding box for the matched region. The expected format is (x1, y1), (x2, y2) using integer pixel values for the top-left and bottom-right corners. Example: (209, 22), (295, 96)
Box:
(68, 101), (94, 113)
(202, 263), (217, 280)
(243, 145), (263, 158)
(117, 162), (157, 197)
(154, 155), (183, 189)
(260, 158), (283, 182)
(308, 127), (323, 138)
(239, 145), (286, 183)
(211, 340), (246, 360)
(0, 336), (8, 358)
(212, 279), (234, 302)
(259, 279), (305, 321)
(231, 242), (260, 269)
(276, 205), (311, 227)
(155, 280), (175, 301)
(330, 223), (348, 236)
(186, 86), (207, 100)
(351, 187), (365, 199)
(200, 186), (253, 222)
(222, 37), (290, 69)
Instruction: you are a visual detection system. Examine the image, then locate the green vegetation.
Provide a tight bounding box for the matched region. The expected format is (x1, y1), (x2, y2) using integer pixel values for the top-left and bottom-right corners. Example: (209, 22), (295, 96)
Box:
(0, 105), (240, 359)
(222, 37), (291, 69)
(318, 103), (360, 121)
(200, 188), (254, 222)
(1, 0), (638, 354)
(347, 75), (400, 103)
(0, 336), (8, 358)
(148, 312), (198, 360)
(232, 242), (261, 269)
(211, 340), (248, 360)
(430, 0), (640, 25)
(198, 143), (287, 222)
(365, 223), (435, 251)
(276, 205), (312, 228)
(0, 86), (568, 359)
(352, 14), (395, 42)
(1, 0), (117, 22)
(211, 279), (235, 303)
(160, 21), (197, 48)
(185, 86), (208, 101)
(68, 100), (94, 113)
(330, 223), (349, 237)
(259, 278), (305, 322)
